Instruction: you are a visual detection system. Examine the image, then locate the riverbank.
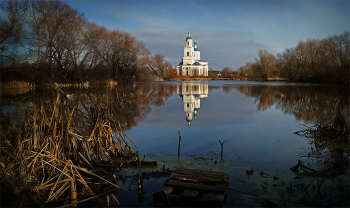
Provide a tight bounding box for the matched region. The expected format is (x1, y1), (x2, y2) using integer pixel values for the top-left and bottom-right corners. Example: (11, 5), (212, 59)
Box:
(160, 76), (288, 81)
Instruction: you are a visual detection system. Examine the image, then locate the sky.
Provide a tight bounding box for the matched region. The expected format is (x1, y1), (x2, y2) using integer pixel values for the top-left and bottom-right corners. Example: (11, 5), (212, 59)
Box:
(66, 0), (349, 70)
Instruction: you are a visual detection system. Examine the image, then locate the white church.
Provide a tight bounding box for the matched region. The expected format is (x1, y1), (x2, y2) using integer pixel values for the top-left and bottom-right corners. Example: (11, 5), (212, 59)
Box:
(176, 31), (209, 76)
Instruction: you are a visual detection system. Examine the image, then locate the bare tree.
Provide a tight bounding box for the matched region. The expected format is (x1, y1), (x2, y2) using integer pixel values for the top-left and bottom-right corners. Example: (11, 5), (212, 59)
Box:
(0, 0), (29, 58)
(148, 54), (172, 78)
(0, 0), (168, 84)
(254, 50), (277, 80)
(221, 66), (233, 77)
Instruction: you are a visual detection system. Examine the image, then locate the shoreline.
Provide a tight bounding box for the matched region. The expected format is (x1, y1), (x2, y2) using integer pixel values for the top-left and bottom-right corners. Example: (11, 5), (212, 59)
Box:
(1, 78), (346, 93)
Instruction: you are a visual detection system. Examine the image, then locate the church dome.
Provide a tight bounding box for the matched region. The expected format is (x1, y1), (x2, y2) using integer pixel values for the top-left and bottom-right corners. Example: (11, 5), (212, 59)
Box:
(194, 108), (200, 111)
(186, 36), (192, 40)
(194, 94), (200, 98)
(194, 61), (201, 65)
(179, 61), (183, 65)
(194, 48), (200, 51)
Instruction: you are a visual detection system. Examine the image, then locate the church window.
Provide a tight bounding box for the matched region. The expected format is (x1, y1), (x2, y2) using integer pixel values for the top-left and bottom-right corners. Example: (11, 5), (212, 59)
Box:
(188, 42), (189, 46)
(187, 103), (189, 108)
(187, 52), (189, 56)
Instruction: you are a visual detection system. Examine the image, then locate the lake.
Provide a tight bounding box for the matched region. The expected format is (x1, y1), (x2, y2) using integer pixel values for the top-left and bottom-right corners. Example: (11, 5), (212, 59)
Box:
(125, 81), (347, 168)
(1, 80), (348, 207)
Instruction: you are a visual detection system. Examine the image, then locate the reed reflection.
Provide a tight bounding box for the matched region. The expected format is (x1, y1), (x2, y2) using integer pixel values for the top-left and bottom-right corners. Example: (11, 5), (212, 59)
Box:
(177, 82), (208, 127)
(231, 85), (349, 124)
(1, 83), (178, 132)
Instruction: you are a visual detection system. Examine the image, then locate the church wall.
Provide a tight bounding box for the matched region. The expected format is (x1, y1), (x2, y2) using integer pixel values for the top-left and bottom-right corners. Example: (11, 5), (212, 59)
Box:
(194, 51), (200, 60)
(176, 32), (209, 77)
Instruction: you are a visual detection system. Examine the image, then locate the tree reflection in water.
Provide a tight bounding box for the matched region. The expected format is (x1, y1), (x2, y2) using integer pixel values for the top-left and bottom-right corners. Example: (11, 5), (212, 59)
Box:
(1, 83), (178, 132)
(223, 83), (349, 206)
(229, 84), (349, 124)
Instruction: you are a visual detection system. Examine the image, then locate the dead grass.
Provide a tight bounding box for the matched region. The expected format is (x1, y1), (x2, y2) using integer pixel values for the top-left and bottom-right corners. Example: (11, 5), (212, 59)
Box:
(0, 91), (137, 206)
(0, 81), (33, 89)
(294, 114), (350, 147)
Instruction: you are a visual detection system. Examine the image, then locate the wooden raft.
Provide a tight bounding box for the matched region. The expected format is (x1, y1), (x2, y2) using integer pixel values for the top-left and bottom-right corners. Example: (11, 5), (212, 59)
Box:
(153, 168), (230, 207)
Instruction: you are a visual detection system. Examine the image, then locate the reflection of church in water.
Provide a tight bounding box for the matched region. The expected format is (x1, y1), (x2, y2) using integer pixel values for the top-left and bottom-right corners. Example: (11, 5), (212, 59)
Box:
(177, 83), (208, 127)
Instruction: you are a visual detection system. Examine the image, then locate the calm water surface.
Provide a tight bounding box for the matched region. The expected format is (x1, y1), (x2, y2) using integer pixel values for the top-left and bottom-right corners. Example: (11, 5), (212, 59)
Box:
(126, 81), (348, 172)
(2, 80), (348, 207)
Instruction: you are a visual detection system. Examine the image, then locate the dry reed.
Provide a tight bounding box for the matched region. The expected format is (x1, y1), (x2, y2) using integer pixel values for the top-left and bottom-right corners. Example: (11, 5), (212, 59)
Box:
(0, 81), (33, 89)
(0, 90), (137, 206)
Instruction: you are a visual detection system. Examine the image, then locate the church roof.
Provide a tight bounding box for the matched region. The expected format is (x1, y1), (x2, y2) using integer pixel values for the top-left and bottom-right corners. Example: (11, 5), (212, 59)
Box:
(179, 61), (183, 65)
(194, 48), (200, 51)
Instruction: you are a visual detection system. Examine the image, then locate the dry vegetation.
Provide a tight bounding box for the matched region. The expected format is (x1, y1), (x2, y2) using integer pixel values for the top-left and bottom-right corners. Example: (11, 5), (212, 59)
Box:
(295, 114), (350, 147)
(289, 114), (350, 206)
(0, 92), (139, 206)
(0, 80), (32, 89)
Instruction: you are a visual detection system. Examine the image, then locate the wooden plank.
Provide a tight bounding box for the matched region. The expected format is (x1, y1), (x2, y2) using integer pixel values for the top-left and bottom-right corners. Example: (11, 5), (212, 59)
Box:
(172, 173), (199, 179)
(171, 176), (198, 182)
(161, 187), (174, 195)
(164, 180), (226, 193)
(197, 176), (228, 182)
(176, 168), (224, 178)
(171, 176), (228, 184)
(181, 189), (199, 198)
(154, 168), (230, 207)
(173, 172), (224, 179)
(177, 168), (222, 174)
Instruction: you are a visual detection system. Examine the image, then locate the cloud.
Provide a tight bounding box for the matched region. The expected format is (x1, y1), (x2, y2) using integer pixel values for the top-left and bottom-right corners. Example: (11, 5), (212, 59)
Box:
(131, 29), (270, 70)
(67, 0), (350, 70)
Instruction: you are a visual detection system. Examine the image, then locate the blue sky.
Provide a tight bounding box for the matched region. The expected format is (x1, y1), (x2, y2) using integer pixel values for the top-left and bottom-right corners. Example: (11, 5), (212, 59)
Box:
(66, 0), (349, 70)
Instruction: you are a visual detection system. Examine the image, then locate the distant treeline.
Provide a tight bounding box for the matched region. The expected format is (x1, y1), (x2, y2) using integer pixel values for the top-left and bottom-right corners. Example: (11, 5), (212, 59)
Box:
(0, 0), (175, 85)
(237, 31), (349, 84)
